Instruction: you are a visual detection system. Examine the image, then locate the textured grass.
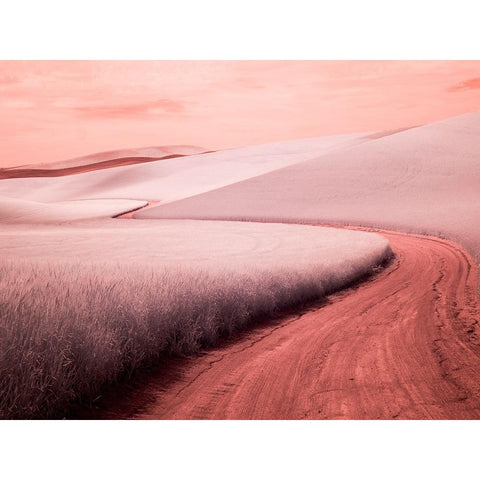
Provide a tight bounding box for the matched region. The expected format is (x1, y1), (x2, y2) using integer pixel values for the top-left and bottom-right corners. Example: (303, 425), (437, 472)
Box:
(0, 221), (392, 419)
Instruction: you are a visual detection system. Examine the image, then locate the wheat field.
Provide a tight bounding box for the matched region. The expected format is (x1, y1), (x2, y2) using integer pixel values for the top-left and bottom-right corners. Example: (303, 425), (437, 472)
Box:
(0, 220), (392, 418)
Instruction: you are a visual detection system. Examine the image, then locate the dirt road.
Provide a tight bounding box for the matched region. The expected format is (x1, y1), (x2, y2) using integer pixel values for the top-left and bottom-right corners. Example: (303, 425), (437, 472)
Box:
(91, 229), (480, 419)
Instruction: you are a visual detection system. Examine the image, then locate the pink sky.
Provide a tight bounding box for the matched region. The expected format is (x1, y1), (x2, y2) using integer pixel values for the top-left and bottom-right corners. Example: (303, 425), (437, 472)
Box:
(1, 61), (480, 167)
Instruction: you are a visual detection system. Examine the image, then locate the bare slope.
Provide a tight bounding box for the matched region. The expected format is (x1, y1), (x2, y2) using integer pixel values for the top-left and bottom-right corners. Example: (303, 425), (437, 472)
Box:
(136, 112), (480, 261)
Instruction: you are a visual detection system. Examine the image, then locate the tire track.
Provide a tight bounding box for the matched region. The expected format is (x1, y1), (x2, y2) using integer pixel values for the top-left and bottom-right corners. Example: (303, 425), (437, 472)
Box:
(89, 228), (480, 420)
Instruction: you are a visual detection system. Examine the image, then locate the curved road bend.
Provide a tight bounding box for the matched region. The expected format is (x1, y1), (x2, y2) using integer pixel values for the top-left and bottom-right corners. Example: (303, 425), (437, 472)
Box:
(92, 228), (480, 420)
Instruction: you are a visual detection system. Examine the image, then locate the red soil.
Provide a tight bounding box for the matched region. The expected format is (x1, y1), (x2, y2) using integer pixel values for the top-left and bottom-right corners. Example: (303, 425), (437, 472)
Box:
(86, 228), (480, 419)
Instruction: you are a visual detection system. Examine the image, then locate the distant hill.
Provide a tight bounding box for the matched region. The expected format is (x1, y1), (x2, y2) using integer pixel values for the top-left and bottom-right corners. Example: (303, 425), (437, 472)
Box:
(0, 133), (367, 204)
(0, 145), (210, 179)
(136, 112), (480, 263)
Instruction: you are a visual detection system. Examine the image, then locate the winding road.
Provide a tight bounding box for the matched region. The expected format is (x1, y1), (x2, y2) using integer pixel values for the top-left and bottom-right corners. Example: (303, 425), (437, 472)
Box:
(89, 228), (480, 420)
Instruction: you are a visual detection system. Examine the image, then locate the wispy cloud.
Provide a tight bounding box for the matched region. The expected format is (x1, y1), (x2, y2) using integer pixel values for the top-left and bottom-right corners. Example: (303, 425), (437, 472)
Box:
(448, 77), (480, 92)
(71, 98), (185, 118)
(234, 77), (266, 90)
(0, 74), (20, 86)
(2, 61), (480, 167)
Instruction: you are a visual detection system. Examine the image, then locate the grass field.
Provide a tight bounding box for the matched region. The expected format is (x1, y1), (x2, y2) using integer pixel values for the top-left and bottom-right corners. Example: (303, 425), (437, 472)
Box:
(0, 220), (392, 418)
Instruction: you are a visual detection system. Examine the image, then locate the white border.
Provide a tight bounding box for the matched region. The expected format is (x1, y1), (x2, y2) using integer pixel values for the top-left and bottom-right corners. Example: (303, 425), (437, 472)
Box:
(1, 420), (479, 479)
(1, 0), (479, 59)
